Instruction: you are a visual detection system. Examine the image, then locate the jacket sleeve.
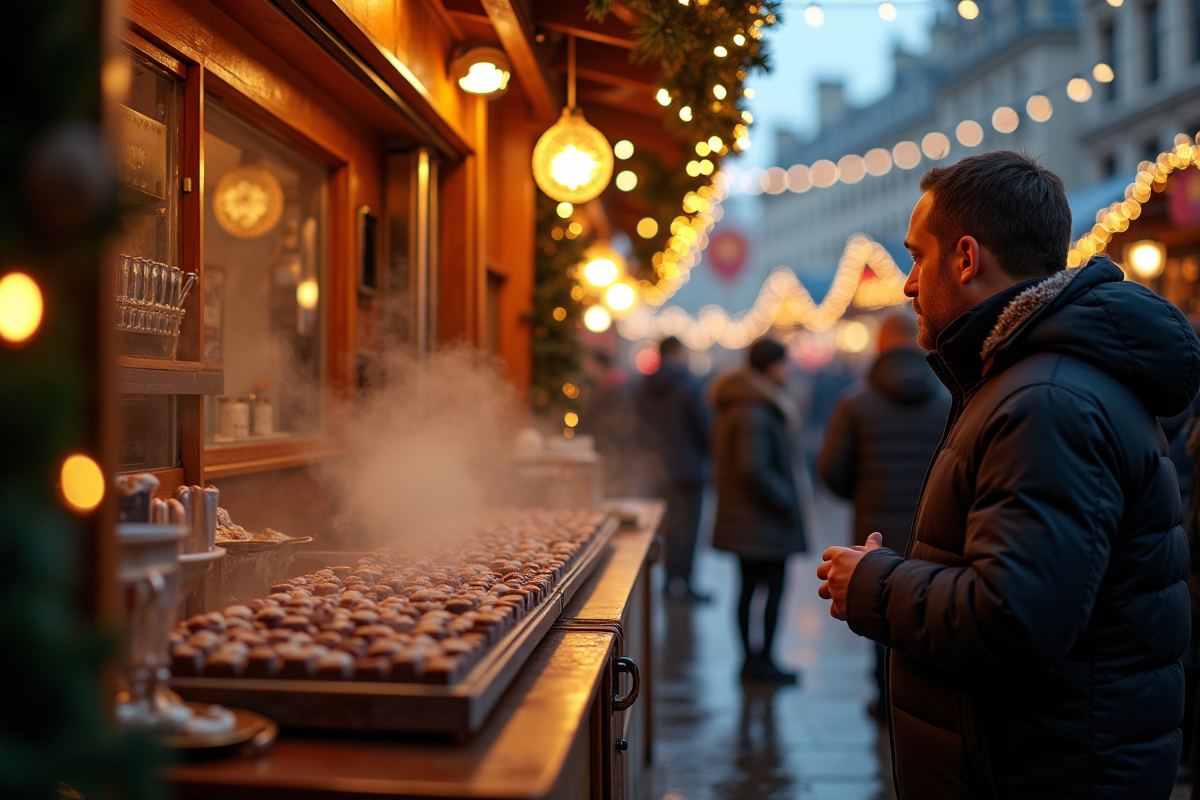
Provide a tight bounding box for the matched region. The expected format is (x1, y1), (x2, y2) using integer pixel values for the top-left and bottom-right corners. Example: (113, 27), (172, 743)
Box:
(844, 384), (1123, 677)
(686, 383), (712, 455)
(817, 396), (857, 500)
(732, 405), (797, 517)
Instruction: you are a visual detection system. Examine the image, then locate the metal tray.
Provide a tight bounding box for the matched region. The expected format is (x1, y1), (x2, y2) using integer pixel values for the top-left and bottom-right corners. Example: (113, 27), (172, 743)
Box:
(170, 514), (619, 739)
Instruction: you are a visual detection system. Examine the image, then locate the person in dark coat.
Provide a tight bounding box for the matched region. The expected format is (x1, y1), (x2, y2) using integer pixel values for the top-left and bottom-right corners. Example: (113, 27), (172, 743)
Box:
(817, 311), (950, 713)
(578, 349), (649, 498)
(636, 336), (712, 601)
(818, 151), (1200, 800)
(711, 338), (808, 683)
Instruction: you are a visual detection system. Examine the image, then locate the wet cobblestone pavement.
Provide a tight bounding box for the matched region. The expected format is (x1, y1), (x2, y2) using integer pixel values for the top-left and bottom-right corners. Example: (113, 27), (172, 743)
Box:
(646, 490), (895, 800)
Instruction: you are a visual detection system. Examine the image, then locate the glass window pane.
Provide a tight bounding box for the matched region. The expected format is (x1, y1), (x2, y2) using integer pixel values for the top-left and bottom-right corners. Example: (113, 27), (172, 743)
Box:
(202, 102), (329, 445)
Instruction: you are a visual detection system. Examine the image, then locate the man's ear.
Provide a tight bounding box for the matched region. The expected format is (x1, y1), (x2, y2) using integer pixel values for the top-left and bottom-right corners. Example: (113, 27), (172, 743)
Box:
(956, 236), (982, 285)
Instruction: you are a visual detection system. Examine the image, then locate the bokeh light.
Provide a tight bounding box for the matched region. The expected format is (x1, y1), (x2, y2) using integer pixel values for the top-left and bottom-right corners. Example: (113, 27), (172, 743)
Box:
(878, 2), (897, 20)
(605, 283), (637, 312)
(811, 159), (838, 188)
(613, 140), (634, 159)
(583, 305), (612, 332)
(656, 88), (671, 106)
(556, 202), (573, 218)
(992, 106), (1019, 133)
(296, 279), (319, 310)
(893, 141), (922, 169)
(765, 167), (788, 194)
(804, 3), (824, 26)
(615, 170), (638, 191)
(956, 120), (984, 147)
(583, 257), (619, 287)
(921, 132), (951, 160)
(0, 272), (44, 345)
(1026, 95), (1053, 122)
(864, 148), (893, 176)
(838, 154), (866, 184)
(1093, 63), (1114, 83)
(635, 347), (661, 375)
(958, 0), (979, 19)
(61, 454), (105, 513)
(637, 218), (659, 238)
(786, 164), (812, 192)
(564, 412), (579, 428)
(1067, 78), (1093, 102)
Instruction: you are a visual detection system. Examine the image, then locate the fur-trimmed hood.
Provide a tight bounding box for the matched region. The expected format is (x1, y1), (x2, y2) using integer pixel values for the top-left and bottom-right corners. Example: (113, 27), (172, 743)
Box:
(975, 256), (1200, 417)
(711, 366), (800, 432)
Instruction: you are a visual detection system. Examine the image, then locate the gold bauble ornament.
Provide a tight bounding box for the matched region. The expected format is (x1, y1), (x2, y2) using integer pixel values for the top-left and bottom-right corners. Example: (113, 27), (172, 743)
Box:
(531, 108), (614, 205)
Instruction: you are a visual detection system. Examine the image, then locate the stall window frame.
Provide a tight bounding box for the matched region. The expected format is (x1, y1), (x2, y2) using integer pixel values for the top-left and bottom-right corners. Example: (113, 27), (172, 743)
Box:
(117, 25), (358, 487)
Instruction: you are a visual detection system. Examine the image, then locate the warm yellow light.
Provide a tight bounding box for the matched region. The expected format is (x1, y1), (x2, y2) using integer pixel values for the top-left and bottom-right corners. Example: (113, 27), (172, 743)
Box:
(713, 85), (727, 100)
(605, 283), (637, 312)
(297, 278), (319, 310)
(893, 140), (921, 169)
(0, 272), (44, 344)
(458, 62), (510, 95)
(568, 221), (583, 236)
(1106, 0), (1122, 6)
(1127, 240), (1165, 279)
(564, 412), (579, 428)
(743, 88), (755, 99)
(699, 159), (714, 175)
(563, 382), (579, 398)
(804, 3), (824, 26)
(570, 286), (585, 301)
(656, 88), (672, 106)
(708, 136), (724, 151)
(836, 320), (871, 353)
(958, 0), (979, 19)
(583, 305), (612, 332)
(878, 2), (897, 20)
(61, 454), (104, 513)
(583, 258), (619, 287)
(1093, 63), (1114, 83)
(556, 202), (574, 218)
(679, 105), (693, 122)
(637, 218), (659, 238)
(615, 170), (638, 191)
(532, 108), (614, 204)
(736, 136), (752, 150)
(686, 161), (701, 177)
(921, 131), (951, 159)
(1067, 78), (1093, 103)
(614, 139), (635, 160)
(733, 34), (746, 46)
(1026, 95), (1053, 122)
(955, 119), (984, 147)
(991, 107), (1019, 134)
(696, 141), (711, 157)
(553, 307), (567, 321)
(714, 46), (728, 57)
(742, 111), (754, 124)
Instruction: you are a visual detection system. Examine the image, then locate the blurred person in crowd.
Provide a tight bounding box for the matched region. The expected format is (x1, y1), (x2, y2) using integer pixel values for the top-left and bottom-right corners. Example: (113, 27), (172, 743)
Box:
(816, 311), (950, 718)
(578, 349), (647, 498)
(711, 338), (808, 683)
(818, 151), (1200, 799)
(636, 336), (712, 602)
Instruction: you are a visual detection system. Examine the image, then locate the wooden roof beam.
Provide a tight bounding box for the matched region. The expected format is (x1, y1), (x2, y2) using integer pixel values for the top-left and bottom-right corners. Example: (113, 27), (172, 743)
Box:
(533, 0), (636, 50)
(478, 0), (558, 124)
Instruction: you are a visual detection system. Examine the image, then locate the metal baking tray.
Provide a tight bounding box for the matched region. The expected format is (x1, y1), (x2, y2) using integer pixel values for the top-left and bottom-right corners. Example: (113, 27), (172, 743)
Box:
(170, 514), (618, 739)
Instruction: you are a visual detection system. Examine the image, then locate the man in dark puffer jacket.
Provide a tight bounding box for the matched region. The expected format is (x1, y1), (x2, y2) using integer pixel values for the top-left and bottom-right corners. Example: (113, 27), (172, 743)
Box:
(817, 151), (1200, 799)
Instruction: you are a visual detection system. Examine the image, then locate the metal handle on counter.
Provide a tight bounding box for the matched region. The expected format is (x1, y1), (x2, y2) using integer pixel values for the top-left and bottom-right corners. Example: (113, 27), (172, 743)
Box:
(612, 656), (640, 712)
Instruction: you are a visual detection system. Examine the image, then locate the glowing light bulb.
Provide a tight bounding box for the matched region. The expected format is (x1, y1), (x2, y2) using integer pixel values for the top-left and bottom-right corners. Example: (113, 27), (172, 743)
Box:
(708, 136), (723, 152)
(679, 106), (693, 122)
(1067, 77), (1093, 103)
(1127, 240), (1165, 278)
(0, 272), (44, 344)
(742, 111), (754, 124)
(556, 202), (573, 218)
(296, 278), (319, 310)
(583, 258), (619, 287)
(991, 106), (1019, 133)
(714, 46), (728, 57)
(733, 34), (746, 46)
(1092, 63), (1114, 83)
(61, 454), (104, 513)
(564, 412), (579, 427)
(615, 170), (638, 191)
(686, 161), (701, 177)
(605, 283), (636, 312)
(637, 218), (659, 238)
(878, 2), (897, 20)
(458, 62), (510, 95)
(804, 3), (824, 26)
(958, 0), (979, 18)
(583, 305), (612, 332)
(656, 88), (672, 106)
(955, 119), (984, 147)
(550, 144), (599, 190)
(614, 139), (635, 159)
(695, 141), (711, 156)
(743, 88), (755, 99)
(1026, 95), (1053, 122)
(713, 85), (727, 100)
(1106, 0), (1122, 6)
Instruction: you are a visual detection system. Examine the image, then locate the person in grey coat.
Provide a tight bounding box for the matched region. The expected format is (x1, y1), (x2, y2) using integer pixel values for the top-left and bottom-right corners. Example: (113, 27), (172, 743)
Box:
(817, 311), (950, 713)
(711, 339), (808, 683)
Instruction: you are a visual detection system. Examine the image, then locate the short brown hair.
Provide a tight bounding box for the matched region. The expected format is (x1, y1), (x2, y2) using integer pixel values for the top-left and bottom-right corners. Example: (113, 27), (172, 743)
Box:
(919, 151), (1071, 280)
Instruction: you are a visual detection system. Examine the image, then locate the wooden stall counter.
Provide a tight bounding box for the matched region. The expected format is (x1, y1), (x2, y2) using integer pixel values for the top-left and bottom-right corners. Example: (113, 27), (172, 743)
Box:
(168, 629), (616, 800)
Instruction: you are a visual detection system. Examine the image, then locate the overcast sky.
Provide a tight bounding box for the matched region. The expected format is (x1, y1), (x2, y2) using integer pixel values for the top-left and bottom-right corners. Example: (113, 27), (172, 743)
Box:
(738, 1), (941, 169)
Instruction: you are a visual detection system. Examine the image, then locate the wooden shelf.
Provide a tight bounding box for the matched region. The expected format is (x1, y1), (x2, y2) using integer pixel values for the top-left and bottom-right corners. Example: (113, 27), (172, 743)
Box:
(203, 437), (341, 480)
(118, 356), (224, 395)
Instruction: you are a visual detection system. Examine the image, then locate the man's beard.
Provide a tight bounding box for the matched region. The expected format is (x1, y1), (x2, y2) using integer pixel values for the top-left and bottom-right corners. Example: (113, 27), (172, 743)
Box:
(914, 254), (969, 352)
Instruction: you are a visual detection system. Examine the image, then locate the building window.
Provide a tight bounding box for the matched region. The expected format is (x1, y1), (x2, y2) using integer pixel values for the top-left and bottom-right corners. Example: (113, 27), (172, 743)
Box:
(1145, 1), (1161, 84)
(1102, 22), (1118, 101)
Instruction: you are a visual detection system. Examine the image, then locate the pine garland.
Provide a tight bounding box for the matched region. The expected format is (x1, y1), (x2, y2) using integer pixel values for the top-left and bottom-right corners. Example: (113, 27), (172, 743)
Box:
(527, 193), (592, 418)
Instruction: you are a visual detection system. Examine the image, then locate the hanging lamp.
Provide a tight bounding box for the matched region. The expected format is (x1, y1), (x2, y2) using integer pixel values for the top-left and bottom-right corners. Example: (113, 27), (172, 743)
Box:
(531, 36), (614, 204)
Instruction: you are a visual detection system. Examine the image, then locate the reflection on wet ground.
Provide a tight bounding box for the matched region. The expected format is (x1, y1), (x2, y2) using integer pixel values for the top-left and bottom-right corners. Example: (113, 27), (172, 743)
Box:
(647, 490), (894, 800)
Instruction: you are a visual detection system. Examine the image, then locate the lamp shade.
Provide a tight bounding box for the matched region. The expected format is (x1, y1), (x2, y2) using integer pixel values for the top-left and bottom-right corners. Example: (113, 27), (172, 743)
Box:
(450, 47), (511, 98)
(532, 108), (614, 204)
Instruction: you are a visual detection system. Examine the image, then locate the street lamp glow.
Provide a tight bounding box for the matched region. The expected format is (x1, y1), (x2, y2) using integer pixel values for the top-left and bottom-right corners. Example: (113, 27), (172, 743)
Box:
(605, 283), (637, 312)
(1127, 240), (1165, 279)
(61, 454), (105, 513)
(878, 2), (897, 20)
